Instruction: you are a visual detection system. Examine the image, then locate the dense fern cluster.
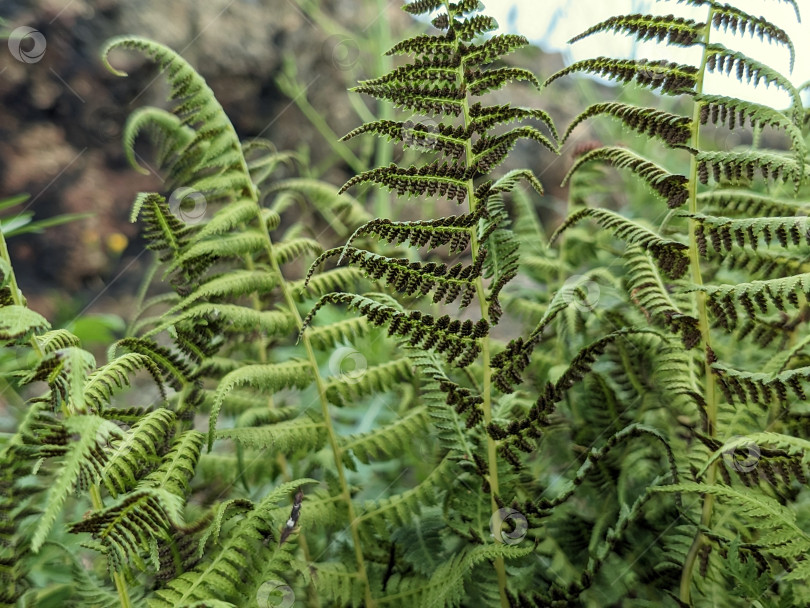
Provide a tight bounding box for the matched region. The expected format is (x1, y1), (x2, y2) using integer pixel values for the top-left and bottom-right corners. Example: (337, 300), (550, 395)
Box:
(2, 0), (810, 606)
(540, 0), (810, 605)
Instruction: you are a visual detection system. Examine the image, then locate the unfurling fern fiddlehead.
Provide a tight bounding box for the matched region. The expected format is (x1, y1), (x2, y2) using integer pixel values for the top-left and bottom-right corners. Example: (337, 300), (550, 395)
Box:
(546, 1), (810, 604)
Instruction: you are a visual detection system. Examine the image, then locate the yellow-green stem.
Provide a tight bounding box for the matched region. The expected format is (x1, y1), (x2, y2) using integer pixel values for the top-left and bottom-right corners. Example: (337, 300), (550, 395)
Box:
(680, 10), (719, 604)
(254, 208), (374, 607)
(448, 2), (508, 602)
(0, 230), (43, 359)
(89, 484), (132, 608)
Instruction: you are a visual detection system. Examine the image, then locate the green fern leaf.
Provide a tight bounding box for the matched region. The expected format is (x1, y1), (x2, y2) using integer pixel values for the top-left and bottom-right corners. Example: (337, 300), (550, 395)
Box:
(562, 146), (690, 208)
(101, 408), (176, 497)
(0, 305), (50, 345)
(141, 430), (205, 497)
(302, 293), (488, 367)
(551, 208), (689, 278)
(68, 487), (184, 573)
(31, 415), (123, 553)
(544, 57), (698, 95)
(326, 357), (415, 406)
(207, 361), (312, 449)
(341, 406), (429, 465)
(214, 416), (326, 452)
(569, 13), (703, 47)
(562, 102), (691, 146)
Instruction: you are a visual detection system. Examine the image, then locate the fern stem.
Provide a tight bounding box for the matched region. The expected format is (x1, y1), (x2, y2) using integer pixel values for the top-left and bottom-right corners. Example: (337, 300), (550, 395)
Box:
(253, 208), (374, 607)
(0, 229), (43, 360)
(680, 10), (719, 603)
(89, 484), (133, 608)
(449, 2), (508, 602)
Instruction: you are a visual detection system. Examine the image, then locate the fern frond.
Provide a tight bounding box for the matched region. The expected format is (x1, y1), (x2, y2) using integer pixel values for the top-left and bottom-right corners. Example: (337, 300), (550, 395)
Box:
(307, 247), (480, 306)
(147, 478), (315, 607)
(84, 353), (166, 412)
(325, 357), (415, 406)
(302, 293), (488, 367)
(166, 270), (278, 316)
(402, 0), (443, 15)
(341, 119), (466, 159)
(214, 416), (326, 453)
(140, 430), (205, 497)
(695, 149), (804, 190)
(115, 337), (194, 392)
(357, 457), (454, 529)
(207, 361), (312, 449)
(544, 58), (698, 95)
(697, 93), (805, 159)
(143, 304), (295, 341)
(697, 189), (810, 218)
(35, 329), (81, 353)
(341, 407), (429, 465)
(468, 102), (557, 139)
(0, 305), (50, 345)
(551, 208), (689, 278)
(378, 543), (533, 606)
(687, 212), (810, 254)
(342, 213), (479, 255)
(102, 36), (257, 204)
(562, 102), (691, 146)
(266, 178), (370, 235)
(569, 14), (703, 47)
(704, 43), (801, 115)
(561, 146), (690, 208)
(696, 273), (810, 329)
(339, 161), (470, 204)
(470, 126), (556, 174)
(290, 267), (365, 301)
(101, 408), (176, 497)
(466, 66), (541, 96)
(712, 362), (810, 407)
(69, 487), (184, 573)
(306, 317), (370, 350)
(121, 107), (193, 177)
(624, 245), (700, 347)
(167, 231), (266, 277)
(131, 193), (192, 265)
(351, 84), (464, 117)
(655, 481), (808, 540)
(31, 416), (123, 553)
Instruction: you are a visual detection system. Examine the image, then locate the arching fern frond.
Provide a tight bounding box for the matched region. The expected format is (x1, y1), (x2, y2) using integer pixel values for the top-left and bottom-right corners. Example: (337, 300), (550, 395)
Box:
(551, 207), (690, 278)
(31, 415), (123, 553)
(568, 13), (704, 47)
(544, 57), (698, 96)
(562, 102), (692, 146)
(561, 146), (690, 208)
(302, 293), (489, 368)
(207, 361), (312, 449)
(101, 408), (176, 498)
